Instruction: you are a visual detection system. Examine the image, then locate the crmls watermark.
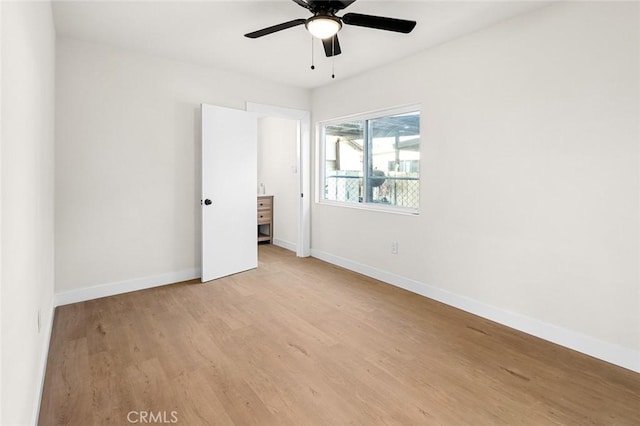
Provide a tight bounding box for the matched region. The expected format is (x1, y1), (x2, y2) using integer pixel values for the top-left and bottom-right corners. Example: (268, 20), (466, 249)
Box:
(127, 410), (178, 424)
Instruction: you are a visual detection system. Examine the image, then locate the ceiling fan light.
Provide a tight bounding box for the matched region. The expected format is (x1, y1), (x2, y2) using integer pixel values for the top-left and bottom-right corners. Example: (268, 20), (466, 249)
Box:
(306, 16), (342, 39)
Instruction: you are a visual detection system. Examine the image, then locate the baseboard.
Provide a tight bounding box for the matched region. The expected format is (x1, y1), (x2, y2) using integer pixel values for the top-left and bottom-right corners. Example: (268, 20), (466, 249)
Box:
(32, 302), (55, 425)
(310, 249), (640, 374)
(272, 238), (296, 252)
(54, 268), (201, 307)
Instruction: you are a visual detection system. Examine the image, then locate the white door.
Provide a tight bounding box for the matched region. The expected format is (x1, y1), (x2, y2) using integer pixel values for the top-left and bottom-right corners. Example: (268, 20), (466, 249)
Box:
(201, 104), (257, 282)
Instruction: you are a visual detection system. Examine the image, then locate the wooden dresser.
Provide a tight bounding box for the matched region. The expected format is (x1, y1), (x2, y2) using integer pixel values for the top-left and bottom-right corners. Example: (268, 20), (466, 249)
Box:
(257, 195), (273, 244)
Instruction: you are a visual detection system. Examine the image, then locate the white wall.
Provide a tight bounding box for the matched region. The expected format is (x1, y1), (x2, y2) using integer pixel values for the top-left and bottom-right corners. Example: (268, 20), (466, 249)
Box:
(258, 116), (299, 249)
(1, 2), (4, 421)
(55, 38), (310, 297)
(1, 2), (4, 420)
(311, 2), (639, 370)
(1, 1), (56, 424)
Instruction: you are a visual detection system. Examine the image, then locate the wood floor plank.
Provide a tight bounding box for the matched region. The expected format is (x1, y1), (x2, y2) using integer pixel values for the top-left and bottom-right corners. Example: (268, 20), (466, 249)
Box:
(39, 245), (640, 425)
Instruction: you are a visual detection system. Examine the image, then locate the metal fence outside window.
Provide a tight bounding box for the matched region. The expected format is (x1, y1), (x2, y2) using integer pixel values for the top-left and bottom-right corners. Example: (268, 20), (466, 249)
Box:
(325, 174), (419, 209)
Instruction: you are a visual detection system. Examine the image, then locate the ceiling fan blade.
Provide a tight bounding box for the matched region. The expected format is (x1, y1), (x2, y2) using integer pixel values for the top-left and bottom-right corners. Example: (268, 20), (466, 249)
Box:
(291, 0), (311, 10)
(322, 35), (342, 57)
(342, 13), (416, 34)
(244, 19), (306, 38)
(305, 0), (356, 13)
(326, 0), (355, 11)
(335, 0), (356, 10)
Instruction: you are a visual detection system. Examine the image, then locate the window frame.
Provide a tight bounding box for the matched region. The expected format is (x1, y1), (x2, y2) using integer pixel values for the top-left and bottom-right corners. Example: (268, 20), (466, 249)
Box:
(317, 104), (421, 215)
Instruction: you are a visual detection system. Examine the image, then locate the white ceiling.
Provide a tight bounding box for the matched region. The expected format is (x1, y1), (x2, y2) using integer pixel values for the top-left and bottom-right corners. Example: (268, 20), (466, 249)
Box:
(52, 1), (552, 89)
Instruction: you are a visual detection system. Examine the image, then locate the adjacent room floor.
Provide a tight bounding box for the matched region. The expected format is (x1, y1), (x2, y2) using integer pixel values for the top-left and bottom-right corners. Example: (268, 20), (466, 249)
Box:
(39, 245), (640, 425)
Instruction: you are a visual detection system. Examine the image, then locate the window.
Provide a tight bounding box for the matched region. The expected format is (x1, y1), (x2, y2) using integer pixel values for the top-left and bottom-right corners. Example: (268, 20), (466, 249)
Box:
(320, 106), (420, 213)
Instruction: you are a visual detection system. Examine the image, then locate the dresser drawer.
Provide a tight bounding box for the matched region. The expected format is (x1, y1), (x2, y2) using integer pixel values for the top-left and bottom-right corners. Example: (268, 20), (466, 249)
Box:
(257, 211), (271, 224)
(257, 197), (272, 210)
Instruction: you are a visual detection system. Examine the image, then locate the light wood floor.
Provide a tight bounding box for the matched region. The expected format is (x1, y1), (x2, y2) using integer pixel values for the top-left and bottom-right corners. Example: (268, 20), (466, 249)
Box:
(40, 245), (640, 425)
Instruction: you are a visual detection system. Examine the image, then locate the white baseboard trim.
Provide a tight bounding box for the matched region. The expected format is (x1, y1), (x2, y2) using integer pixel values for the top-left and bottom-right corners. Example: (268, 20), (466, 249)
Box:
(272, 238), (296, 252)
(32, 302), (55, 425)
(310, 249), (640, 374)
(54, 268), (201, 307)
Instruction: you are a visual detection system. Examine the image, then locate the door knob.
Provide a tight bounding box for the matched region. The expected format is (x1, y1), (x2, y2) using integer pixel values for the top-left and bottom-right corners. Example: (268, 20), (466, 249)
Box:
(204, 199), (212, 205)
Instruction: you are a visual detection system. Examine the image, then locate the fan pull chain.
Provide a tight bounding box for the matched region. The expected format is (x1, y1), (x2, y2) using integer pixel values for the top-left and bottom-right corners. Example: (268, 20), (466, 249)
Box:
(331, 37), (336, 79)
(310, 36), (315, 70)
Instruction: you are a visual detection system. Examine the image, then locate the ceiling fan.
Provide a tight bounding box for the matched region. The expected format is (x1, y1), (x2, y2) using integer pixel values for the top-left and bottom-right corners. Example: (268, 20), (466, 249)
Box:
(244, 0), (417, 58)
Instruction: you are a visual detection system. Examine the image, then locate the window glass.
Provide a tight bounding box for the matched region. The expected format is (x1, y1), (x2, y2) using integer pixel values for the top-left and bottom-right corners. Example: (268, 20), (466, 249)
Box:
(367, 111), (420, 208)
(323, 120), (364, 204)
(320, 107), (420, 213)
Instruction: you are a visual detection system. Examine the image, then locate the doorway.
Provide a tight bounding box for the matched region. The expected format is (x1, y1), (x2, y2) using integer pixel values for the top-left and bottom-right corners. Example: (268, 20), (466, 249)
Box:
(247, 102), (311, 258)
(258, 116), (298, 250)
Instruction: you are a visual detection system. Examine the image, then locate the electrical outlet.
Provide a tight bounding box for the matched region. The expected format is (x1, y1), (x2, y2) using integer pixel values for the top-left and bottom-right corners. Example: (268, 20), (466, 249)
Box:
(37, 309), (42, 333)
(391, 241), (398, 255)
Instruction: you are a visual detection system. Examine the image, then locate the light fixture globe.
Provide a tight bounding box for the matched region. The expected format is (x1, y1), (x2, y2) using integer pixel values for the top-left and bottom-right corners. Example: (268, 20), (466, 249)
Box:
(305, 15), (342, 39)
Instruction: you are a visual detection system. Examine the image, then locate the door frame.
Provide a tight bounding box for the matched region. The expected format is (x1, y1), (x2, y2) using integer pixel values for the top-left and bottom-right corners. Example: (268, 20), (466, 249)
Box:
(246, 102), (311, 257)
